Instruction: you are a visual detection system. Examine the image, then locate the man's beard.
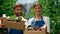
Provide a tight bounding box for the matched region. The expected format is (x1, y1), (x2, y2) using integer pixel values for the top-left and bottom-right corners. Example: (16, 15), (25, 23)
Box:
(15, 13), (22, 17)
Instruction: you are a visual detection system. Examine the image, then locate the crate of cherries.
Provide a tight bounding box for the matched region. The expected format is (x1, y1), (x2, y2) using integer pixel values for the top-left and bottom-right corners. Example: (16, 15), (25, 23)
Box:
(27, 25), (42, 31)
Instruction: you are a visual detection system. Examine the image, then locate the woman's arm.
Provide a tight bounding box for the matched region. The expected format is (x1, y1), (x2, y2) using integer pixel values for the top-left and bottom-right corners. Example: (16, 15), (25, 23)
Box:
(43, 17), (50, 34)
(47, 18), (50, 34)
(47, 32), (50, 34)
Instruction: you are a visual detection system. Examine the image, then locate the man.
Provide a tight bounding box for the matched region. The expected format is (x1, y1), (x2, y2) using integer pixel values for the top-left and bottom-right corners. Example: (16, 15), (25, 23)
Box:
(8, 4), (27, 34)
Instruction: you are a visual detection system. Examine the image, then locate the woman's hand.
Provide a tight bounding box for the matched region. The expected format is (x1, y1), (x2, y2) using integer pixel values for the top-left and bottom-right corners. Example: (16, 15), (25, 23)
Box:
(0, 32), (2, 34)
(47, 32), (50, 34)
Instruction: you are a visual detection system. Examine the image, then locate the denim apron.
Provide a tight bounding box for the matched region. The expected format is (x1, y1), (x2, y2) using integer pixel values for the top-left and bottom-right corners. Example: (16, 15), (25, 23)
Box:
(9, 20), (23, 34)
(9, 29), (23, 34)
(31, 17), (45, 28)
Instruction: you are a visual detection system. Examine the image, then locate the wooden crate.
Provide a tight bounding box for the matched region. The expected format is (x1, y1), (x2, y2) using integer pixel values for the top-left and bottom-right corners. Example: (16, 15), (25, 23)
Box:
(0, 17), (25, 30)
(24, 25), (47, 34)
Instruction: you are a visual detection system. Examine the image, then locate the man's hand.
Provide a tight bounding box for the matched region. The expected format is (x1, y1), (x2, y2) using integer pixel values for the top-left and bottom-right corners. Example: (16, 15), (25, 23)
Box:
(0, 19), (4, 28)
(0, 24), (4, 28)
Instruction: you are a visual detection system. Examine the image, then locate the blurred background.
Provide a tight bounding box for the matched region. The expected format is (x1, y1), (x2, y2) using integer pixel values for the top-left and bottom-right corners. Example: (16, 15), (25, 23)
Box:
(0, 0), (60, 34)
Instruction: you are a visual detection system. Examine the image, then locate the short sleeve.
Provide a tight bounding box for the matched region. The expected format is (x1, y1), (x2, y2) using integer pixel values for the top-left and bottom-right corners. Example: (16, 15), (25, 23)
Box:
(43, 17), (50, 33)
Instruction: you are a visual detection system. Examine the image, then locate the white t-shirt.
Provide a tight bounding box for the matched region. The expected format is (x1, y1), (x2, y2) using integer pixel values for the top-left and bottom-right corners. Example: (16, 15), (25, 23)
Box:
(27, 16), (50, 33)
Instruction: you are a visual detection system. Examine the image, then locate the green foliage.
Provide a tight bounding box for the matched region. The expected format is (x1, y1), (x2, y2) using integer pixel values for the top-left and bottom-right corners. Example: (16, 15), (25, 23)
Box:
(0, 0), (16, 17)
(0, 0), (60, 34)
(38, 0), (60, 34)
(0, 0), (16, 34)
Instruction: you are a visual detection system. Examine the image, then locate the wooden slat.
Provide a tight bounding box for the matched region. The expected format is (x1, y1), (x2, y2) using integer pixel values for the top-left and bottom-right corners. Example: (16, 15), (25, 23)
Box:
(24, 26), (47, 34)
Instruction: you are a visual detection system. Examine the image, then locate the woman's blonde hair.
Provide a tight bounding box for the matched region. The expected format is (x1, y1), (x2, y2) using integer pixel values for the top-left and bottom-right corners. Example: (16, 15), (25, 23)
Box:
(33, 2), (42, 8)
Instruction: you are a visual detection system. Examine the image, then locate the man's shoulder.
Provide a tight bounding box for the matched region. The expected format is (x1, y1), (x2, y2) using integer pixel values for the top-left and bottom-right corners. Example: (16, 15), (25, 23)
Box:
(21, 16), (27, 21)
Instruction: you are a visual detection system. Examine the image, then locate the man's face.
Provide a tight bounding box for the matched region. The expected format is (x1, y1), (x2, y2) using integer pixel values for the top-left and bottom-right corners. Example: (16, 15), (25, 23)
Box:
(14, 7), (23, 16)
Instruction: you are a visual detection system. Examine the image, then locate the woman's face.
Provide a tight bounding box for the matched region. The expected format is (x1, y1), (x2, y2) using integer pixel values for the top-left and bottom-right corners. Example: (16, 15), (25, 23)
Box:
(34, 5), (42, 15)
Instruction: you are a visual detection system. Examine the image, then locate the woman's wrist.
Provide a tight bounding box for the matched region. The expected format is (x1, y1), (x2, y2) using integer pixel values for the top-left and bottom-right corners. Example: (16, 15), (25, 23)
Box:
(47, 32), (50, 34)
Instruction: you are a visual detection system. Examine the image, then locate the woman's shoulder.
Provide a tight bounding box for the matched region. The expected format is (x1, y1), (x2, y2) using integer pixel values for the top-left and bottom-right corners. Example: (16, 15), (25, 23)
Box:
(43, 16), (50, 20)
(28, 16), (50, 20)
(28, 17), (34, 21)
(28, 17), (35, 23)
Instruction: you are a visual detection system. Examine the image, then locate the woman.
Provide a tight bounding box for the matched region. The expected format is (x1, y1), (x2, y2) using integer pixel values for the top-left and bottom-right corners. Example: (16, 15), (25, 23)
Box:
(27, 2), (50, 34)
